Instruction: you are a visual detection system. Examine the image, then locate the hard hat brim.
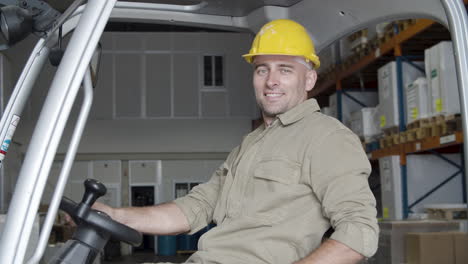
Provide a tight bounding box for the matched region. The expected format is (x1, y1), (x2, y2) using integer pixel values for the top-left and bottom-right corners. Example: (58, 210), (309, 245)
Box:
(242, 53), (320, 69)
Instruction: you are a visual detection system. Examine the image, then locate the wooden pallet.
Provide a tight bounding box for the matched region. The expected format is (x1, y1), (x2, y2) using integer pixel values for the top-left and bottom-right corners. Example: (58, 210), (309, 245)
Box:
(367, 37), (380, 51)
(396, 19), (417, 32)
(347, 29), (368, 42)
(403, 115), (462, 141)
(407, 118), (430, 130)
(378, 126), (400, 148)
(378, 28), (394, 44)
(428, 114), (461, 137)
(416, 126), (432, 139)
(426, 207), (468, 220)
(382, 126), (399, 136)
(379, 136), (394, 149)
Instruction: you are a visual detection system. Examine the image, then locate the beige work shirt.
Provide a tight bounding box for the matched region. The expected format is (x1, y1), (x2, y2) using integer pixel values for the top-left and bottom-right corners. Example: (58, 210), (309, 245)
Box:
(174, 98), (379, 263)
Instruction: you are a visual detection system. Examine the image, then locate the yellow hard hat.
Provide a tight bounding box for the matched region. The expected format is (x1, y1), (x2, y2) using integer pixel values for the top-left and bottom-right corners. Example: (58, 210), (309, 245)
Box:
(243, 19), (320, 68)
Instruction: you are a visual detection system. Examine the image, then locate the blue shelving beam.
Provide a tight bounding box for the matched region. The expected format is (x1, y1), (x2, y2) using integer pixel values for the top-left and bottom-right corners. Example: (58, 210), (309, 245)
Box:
(337, 89), (343, 122)
(342, 90), (369, 108)
(407, 150), (465, 212)
(395, 54), (410, 218)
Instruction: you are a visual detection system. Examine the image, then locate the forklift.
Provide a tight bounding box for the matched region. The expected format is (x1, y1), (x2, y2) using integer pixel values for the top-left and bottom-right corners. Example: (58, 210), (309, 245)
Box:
(0, 0), (467, 263)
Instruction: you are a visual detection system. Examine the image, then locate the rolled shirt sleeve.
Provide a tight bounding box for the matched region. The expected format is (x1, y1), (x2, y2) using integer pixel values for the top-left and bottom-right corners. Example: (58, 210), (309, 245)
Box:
(310, 128), (379, 257)
(173, 147), (239, 234)
(173, 164), (224, 234)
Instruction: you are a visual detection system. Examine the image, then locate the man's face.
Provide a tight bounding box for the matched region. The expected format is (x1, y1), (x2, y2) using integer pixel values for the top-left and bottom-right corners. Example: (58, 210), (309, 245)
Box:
(253, 55), (317, 120)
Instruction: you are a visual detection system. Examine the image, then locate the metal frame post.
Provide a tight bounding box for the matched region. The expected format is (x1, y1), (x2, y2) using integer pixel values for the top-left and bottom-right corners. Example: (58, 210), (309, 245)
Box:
(0, 40), (50, 212)
(342, 90), (368, 108)
(462, 149), (467, 203)
(26, 69), (94, 264)
(395, 56), (406, 132)
(0, 0), (117, 262)
(441, 0), (468, 210)
(400, 155), (409, 218)
(337, 80), (343, 122)
(408, 169), (462, 209)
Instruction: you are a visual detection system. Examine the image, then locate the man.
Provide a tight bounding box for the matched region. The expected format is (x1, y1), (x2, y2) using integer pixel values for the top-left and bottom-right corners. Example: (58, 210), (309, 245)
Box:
(95, 19), (379, 263)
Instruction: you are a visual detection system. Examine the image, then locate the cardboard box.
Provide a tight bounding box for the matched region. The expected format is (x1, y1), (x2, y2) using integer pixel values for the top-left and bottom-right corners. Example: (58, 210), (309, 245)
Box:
(374, 220), (460, 264)
(406, 232), (468, 264)
(406, 232), (454, 264)
(454, 232), (468, 264)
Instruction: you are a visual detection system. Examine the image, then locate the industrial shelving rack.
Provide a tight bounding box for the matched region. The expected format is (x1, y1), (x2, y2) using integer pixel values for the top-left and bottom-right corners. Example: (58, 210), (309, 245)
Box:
(311, 11), (467, 218)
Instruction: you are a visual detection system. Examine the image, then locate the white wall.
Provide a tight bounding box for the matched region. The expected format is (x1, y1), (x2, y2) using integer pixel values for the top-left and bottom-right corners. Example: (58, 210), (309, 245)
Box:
(1, 31), (256, 210)
(16, 118), (251, 154)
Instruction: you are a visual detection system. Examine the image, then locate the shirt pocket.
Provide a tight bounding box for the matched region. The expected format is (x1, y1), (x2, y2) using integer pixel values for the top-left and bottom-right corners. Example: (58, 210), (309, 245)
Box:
(212, 162), (230, 224)
(254, 159), (300, 184)
(249, 159), (301, 224)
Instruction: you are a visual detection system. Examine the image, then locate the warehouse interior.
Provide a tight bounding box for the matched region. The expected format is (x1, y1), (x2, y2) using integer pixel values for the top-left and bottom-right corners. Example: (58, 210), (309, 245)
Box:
(0, 0), (467, 263)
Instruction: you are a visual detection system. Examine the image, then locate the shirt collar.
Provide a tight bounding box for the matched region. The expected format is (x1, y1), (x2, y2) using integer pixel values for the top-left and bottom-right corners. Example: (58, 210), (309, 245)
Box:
(277, 98), (321, 126)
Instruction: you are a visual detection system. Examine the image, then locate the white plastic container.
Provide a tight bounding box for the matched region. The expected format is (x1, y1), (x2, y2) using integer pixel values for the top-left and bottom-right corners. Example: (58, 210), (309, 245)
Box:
(350, 107), (379, 142)
(378, 61), (425, 129)
(405, 77), (430, 124)
(329, 91), (378, 127)
(425, 41), (460, 115)
(379, 156), (403, 220)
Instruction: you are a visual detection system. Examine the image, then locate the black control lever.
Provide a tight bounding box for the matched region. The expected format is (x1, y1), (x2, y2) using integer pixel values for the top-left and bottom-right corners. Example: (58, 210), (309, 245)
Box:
(82, 179), (107, 206)
(74, 179), (106, 221)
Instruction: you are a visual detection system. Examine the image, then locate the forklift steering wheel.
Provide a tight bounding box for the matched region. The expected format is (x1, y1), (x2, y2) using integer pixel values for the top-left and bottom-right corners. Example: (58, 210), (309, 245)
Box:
(60, 179), (142, 246)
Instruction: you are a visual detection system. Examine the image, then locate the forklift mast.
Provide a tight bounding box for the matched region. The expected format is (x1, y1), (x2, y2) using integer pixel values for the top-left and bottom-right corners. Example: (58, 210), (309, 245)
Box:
(0, 0), (466, 263)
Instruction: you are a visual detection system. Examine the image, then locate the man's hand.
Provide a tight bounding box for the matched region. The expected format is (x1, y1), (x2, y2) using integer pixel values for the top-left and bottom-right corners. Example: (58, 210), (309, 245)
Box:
(92, 201), (115, 218)
(63, 201), (115, 226)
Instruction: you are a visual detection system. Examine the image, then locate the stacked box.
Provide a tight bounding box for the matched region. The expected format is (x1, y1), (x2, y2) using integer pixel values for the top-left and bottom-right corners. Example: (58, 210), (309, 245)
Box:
(406, 232), (454, 264)
(379, 154), (464, 220)
(405, 77), (430, 124)
(350, 107), (379, 142)
(329, 91), (378, 127)
(379, 156), (403, 220)
(454, 232), (468, 263)
(376, 22), (391, 38)
(378, 61), (425, 130)
(425, 41), (460, 116)
(406, 232), (468, 264)
(374, 220), (460, 264)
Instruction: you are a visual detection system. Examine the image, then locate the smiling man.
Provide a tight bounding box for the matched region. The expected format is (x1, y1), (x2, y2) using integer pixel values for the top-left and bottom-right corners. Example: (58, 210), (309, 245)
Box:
(93, 19), (379, 264)
(252, 55), (317, 126)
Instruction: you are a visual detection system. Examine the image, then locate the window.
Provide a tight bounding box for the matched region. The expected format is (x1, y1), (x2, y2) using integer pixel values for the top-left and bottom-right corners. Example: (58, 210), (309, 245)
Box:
(203, 55), (224, 87)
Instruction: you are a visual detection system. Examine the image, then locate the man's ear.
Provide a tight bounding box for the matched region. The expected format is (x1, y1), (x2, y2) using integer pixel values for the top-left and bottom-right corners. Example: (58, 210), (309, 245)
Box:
(305, 70), (317, 92)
